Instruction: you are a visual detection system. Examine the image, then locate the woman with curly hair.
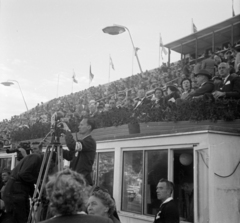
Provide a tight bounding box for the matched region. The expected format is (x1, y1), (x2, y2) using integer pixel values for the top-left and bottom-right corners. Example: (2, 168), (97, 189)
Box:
(180, 78), (194, 100)
(87, 188), (121, 223)
(40, 169), (112, 223)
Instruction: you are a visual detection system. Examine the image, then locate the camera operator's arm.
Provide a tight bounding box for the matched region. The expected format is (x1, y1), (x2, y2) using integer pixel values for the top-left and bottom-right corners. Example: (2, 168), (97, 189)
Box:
(76, 136), (96, 153)
(60, 122), (76, 161)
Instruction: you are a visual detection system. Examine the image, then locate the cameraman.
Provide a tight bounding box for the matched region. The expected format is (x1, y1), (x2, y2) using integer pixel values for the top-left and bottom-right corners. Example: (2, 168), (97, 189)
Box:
(2, 142), (43, 223)
(61, 118), (96, 186)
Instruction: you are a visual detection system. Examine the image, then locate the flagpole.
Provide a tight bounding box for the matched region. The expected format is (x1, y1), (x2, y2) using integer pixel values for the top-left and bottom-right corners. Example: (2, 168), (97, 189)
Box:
(192, 18), (193, 33)
(72, 69), (74, 93)
(89, 64), (91, 88)
(132, 48), (134, 75)
(108, 55), (111, 83)
(159, 33), (161, 67)
(57, 74), (60, 97)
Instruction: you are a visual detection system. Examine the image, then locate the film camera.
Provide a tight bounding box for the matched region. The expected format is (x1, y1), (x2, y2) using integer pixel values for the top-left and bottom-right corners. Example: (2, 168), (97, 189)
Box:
(51, 111), (65, 139)
(6, 142), (32, 161)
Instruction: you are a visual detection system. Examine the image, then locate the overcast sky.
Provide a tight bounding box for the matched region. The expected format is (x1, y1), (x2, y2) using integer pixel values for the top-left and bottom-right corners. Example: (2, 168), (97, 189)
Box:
(0, 0), (239, 121)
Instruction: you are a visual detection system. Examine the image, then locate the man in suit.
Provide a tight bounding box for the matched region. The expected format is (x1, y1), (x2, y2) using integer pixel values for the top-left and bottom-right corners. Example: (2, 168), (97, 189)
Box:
(61, 118), (96, 186)
(186, 69), (214, 100)
(153, 178), (179, 223)
(2, 143), (43, 223)
(133, 88), (151, 110)
(212, 62), (240, 99)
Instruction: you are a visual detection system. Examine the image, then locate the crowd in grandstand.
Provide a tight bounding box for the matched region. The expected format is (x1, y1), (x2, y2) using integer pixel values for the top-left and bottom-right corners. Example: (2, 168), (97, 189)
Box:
(0, 41), (240, 143)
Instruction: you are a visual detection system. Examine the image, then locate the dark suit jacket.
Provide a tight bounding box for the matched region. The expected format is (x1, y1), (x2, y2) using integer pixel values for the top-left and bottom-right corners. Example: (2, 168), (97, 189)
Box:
(153, 200), (179, 223)
(190, 81), (214, 97)
(40, 214), (113, 223)
(63, 132), (96, 185)
(219, 76), (240, 99)
(133, 97), (151, 110)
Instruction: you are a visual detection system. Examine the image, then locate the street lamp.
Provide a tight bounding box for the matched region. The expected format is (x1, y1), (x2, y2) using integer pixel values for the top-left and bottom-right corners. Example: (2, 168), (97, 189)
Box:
(1, 80), (29, 111)
(102, 24), (143, 75)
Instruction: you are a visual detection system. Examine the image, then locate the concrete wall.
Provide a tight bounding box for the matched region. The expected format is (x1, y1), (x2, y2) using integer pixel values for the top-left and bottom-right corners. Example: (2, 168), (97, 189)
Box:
(209, 133), (240, 223)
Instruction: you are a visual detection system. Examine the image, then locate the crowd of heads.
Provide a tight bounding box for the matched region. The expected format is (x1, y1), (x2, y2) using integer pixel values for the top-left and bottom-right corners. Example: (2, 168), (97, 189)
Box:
(45, 168), (118, 220)
(0, 40), (240, 143)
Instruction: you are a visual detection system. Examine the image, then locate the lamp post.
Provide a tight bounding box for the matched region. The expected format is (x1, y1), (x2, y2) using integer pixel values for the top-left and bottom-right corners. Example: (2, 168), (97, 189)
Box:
(102, 24), (143, 75)
(1, 80), (29, 111)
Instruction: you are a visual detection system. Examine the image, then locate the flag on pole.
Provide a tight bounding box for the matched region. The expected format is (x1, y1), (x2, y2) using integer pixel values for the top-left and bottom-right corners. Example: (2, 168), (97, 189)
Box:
(72, 70), (78, 83)
(109, 56), (115, 70)
(192, 19), (197, 33)
(232, 0), (235, 16)
(159, 33), (168, 59)
(89, 65), (94, 83)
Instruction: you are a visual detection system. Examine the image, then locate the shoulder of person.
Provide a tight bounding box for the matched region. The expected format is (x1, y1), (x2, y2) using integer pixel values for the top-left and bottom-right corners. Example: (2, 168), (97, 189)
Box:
(110, 216), (121, 223)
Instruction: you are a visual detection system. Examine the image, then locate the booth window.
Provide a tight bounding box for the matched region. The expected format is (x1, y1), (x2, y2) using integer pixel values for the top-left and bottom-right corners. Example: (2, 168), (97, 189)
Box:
(122, 150), (168, 215)
(93, 152), (115, 197)
(0, 157), (12, 170)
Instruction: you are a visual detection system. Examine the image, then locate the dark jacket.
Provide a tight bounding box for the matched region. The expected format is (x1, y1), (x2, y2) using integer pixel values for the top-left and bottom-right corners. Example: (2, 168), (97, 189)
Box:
(218, 76), (240, 99)
(190, 81), (214, 97)
(133, 97), (151, 110)
(63, 132), (96, 185)
(153, 199), (179, 223)
(3, 153), (43, 213)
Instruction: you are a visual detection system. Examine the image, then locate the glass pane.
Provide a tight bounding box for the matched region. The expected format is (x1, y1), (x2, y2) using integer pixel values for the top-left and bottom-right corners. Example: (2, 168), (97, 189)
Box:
(174, 150), (194, 222)
(97, 152), (114, 197)
(0, 157), (12, 170)
(122, 151), (143, 214)
(144, 150), (168, 215)
(197, 149), (209, 223)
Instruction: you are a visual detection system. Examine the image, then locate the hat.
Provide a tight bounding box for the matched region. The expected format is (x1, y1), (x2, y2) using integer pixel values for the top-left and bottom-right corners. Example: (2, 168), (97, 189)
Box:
(166, 85), (179, 92)
(195, 70), (211, 79)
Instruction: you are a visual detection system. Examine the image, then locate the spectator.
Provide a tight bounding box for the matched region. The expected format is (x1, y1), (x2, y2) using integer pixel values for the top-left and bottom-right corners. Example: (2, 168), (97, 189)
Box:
(116, 92), (126, 108)
(0, 169), (11, 199)
(133, 88), (151, 110)
(212, 76), (223, 91)
(41, 169), (112, 223)
(186, 70), (214, 100)
(164, 85), (181, 103)
(89, 102), (98, 118)
(87, 188), (120, 223)
(212, 62), (240, 99)
(180, 78), (194, 100)
(151, 88), (165, 107)
(109, 99), (117, 110)
(201, 50), (215, 77)
(123, 97), (134, 109)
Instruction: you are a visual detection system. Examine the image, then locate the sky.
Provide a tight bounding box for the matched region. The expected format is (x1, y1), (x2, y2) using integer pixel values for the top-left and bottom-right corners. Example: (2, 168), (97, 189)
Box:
(0, 0), (239, 121)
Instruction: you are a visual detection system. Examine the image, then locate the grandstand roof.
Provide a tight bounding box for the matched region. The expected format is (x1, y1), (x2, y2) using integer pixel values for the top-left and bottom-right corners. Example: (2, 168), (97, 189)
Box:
(164, 14), (240, 55)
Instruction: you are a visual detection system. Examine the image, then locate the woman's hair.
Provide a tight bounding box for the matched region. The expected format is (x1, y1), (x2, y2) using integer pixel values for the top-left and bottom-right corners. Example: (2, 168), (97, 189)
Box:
(90, 189), (116, 217)
(180, 78), (192, 90)
(45, 169), (87, 216)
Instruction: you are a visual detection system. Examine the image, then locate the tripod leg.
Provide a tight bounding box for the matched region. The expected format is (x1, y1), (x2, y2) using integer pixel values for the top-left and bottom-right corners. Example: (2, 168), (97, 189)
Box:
(57, 145), (63, 171)
(28, 145), (55, 223)
(27, 146), (50, 223)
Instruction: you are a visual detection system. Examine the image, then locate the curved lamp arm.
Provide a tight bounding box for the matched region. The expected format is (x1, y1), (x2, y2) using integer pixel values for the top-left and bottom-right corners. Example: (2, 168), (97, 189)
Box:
(7, 79), (29, 111)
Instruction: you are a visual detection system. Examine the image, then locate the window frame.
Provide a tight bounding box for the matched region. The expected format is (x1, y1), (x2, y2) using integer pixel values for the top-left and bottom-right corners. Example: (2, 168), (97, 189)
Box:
(120, 144), (195, 217)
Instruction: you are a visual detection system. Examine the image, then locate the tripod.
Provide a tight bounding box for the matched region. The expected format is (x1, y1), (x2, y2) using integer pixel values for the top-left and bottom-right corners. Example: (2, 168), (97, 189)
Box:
(27, 127), (64, 223)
